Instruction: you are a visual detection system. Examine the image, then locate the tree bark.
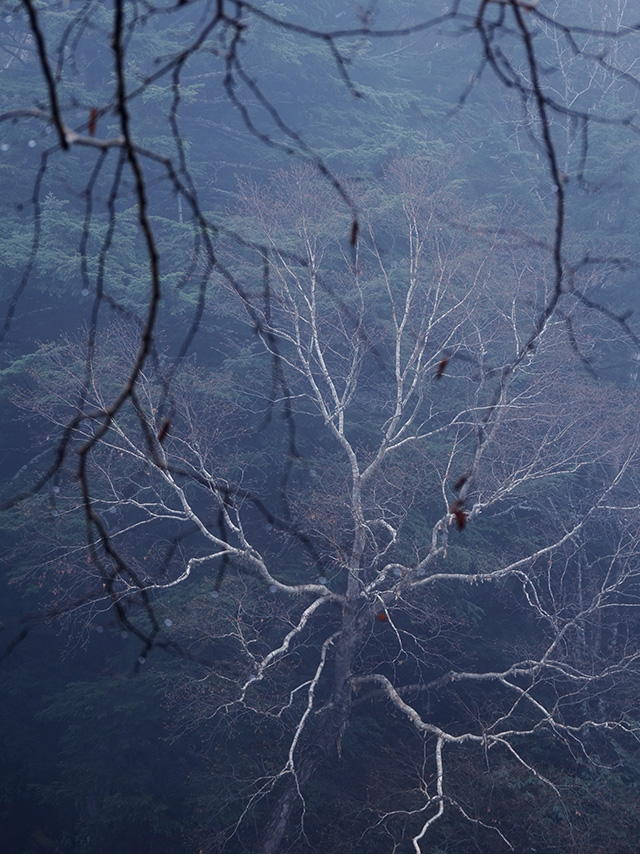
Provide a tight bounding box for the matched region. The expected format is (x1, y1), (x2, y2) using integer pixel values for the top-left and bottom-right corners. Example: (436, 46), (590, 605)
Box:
(259, 750), (323, 854)
(258, 615), (363, 854)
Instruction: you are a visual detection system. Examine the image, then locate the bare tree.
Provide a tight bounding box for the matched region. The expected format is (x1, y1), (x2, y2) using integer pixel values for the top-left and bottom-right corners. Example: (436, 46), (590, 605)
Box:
(12, 159), (640, 852)
(5, 1), (640, 852)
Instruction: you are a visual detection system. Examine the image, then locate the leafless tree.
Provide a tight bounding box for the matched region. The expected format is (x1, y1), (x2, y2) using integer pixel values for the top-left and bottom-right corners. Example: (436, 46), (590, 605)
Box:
(5, 1), (640, 851)
(12, 159), (640, 852)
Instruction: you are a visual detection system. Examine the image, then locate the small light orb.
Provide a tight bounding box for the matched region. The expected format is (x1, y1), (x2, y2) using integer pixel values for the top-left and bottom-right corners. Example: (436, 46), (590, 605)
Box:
(264, 523), (273, 532)
(268, 584), (277, 593)
(137, 656), (146, 665)
(27, 139), (36, 148)
(393, 567), (402, 577)
(5, 15), (13, 23)
(309, 469), (317, 479)
(209, 590), (219, 599)
(0, 144), (9, 152)
(51, 509), (59, 518)
(81, 288), (89, 297)
(121, 631), (128, 639)
(51, 485), (60, 495)
(96, 626), (104, 634)
(318, 576), (328, 585)
(109, 506), (117, 514)
(163, 618), (173, 627)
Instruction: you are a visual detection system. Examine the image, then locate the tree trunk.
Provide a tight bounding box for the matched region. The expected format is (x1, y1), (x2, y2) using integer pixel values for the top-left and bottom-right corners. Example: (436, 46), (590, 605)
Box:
(258, 614), (363, 854)
(259, 750), (323, 854)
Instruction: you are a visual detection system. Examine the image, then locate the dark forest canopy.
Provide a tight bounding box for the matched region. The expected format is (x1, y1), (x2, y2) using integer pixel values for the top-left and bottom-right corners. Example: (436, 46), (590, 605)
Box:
(3, 2), (640, 853)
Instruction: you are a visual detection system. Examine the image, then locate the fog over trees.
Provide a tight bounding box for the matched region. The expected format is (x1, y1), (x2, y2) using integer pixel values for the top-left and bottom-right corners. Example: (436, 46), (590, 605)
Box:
(3, 2), (640, 853)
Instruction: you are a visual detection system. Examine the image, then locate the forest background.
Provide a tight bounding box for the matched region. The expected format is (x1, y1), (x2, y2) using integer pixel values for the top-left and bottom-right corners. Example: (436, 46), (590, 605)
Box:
(3, 1), (640, 853)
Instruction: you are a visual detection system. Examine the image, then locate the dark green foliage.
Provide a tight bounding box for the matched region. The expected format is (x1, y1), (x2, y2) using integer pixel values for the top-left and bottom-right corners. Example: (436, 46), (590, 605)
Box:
(29, 676), (187, 853)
